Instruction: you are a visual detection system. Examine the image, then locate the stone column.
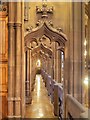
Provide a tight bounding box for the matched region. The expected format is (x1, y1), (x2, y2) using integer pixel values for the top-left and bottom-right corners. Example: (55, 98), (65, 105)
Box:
(81, 3), (86, 105)
(26, 50), (31, 104)
(15, 2), (22, 117)
(65, 2), (84, 103)
(57, 50), (62, 83)
(53, 42), (56, 81)
(49, 57), (52, 77)
(44, 56), (46, 73)
(46, 57), (48, 73)
(53, 42), (60, 82)
(21, 1), (25, 117)
(88, 3), (90, 108)
(8, 1), (24, 118)
(30, 49), (32, 100)
(15, 23), (22, 117)
(64, 3), (85, 117)
(51, 56), (54, 79)
(73, 2), (83, 102)
(57, 49), (61, 83)
(43, 57), (46, 71)
(47, 56), (50, 75)
(8, 2), (15, 117)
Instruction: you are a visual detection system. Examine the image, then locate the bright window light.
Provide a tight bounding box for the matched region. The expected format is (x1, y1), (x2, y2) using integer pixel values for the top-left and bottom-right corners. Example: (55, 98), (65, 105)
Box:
(84, 77), (88, 86)
(36, 59), (41, 67)
(84, 40), (87, 46)
(84, 50), (87, 56)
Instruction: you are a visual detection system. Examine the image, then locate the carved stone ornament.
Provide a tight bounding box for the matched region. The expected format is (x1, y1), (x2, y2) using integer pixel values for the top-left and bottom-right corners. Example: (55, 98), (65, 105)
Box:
(36, 3), (53, 18)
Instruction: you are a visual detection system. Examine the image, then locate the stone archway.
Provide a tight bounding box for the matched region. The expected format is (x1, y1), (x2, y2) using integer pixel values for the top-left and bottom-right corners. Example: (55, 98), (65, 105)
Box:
(24, 21), (67, 106)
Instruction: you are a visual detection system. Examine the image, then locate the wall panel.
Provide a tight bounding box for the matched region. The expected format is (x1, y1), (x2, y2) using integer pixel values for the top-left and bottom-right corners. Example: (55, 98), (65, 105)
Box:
(0, 5), (8, 119)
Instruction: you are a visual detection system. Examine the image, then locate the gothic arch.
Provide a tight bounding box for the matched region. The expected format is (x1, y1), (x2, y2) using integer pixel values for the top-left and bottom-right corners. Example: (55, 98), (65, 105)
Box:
(24, 21), (67, 45)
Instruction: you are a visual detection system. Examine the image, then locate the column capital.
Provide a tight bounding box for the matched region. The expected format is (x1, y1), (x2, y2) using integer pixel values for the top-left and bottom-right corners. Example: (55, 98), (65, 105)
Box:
(8, 22), (22, 27)
(8, 97), (21, 101)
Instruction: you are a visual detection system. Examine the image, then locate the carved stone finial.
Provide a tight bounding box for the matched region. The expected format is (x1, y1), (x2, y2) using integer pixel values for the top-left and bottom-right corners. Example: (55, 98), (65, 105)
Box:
(36, 3), (53, 18)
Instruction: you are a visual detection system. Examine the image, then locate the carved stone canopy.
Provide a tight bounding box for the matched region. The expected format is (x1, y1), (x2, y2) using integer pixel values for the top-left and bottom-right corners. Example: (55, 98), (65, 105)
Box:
(25, 21), (67, 46)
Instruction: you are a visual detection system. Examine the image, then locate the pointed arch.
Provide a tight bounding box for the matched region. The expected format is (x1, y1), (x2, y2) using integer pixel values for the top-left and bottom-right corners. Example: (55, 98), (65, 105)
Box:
(25, 21), (67, 45)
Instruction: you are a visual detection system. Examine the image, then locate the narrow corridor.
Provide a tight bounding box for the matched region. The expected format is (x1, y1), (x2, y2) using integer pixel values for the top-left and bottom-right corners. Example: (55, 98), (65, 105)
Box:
(25, 74), (57, 118)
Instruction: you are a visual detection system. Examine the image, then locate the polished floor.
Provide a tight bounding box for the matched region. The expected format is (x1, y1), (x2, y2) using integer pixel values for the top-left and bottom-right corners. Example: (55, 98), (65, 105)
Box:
(25, 74), (56, 118)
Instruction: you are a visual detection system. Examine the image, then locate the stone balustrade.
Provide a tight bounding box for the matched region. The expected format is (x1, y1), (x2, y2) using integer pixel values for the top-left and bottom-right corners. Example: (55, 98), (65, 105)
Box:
(41, 69), (63, 118)
(66, 94), (88, 119)
(54, 83), (63, 119)
(80, 109), (90, 119)
(51, 79), (56, 103)
(46, 76), (52, 96)
(41, 70), (90, 119)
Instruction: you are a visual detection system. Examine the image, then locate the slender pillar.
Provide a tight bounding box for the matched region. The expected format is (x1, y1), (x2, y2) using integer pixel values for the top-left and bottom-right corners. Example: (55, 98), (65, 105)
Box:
(88, 3), (90, 108)
(8, 2), (24, 118)
(73, 2), (83, 102)
(14, 2), (22, 117)
(64, 3), (85, 117)
(47, 56), (50, 75)
(15, 23), (22, 117)
(57, 48), (61, 83)
(56, 43), (58, 82)
(54, 42), (60, 82)
(21, 1), (25, 117)
(81, 3), (86, 105)
(49, 57), (52, 77)
(53, 42), (56, 80)
(8, 2), (15, 117)
(30, 48), (32, 100)
(46, 57), (48, 73)
(8, 23), (15, 117)
(43, 57), (46, 72)
(66, 2), (84, 102)
(26, 50), (31, 103)
(51, 57), (54, 79)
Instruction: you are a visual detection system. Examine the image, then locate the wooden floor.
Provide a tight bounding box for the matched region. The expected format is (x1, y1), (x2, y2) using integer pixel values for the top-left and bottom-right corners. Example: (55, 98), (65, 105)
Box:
(25, 74), (56, 118)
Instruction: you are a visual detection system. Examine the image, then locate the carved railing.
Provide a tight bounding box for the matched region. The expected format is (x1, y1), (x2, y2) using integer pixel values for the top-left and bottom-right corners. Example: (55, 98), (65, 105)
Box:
(41, 69), (90, 119)
(41, 69), (63, 119)
(54, 83), (63, 119)
(66, 94), (88, 119)
(80, 109), (90, 119)
(51, 79), (56, 103)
